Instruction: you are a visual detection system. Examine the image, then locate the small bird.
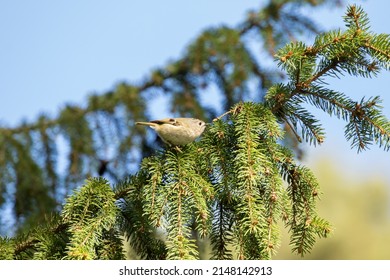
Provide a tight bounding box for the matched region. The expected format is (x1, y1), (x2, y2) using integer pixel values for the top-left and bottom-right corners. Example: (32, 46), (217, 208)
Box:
(136, 118), (206, 146)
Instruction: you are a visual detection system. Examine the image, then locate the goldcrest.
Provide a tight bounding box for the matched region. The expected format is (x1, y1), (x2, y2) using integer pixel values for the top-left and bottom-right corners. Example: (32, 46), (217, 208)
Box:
(136, 118), (206, 146)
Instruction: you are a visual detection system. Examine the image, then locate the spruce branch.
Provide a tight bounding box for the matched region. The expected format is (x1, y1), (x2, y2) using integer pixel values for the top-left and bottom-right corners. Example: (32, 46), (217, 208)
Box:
(114, 172), (167, 260)
(137, 146), (213, 260)
(270, 4), (390, 151)
(205, 102), (289, 259)
(365, 40), (390, 68)
(202, 119), (236, 259)
(62, 178), (119, 260)
(0, 215), (69, 260)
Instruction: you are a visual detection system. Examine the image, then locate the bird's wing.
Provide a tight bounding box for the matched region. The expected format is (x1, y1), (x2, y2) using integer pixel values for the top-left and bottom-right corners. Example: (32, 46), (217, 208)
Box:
(151, 118), (181, 126)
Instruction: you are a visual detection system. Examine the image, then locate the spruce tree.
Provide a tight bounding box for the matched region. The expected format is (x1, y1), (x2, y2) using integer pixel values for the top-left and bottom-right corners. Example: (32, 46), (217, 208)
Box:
(1, 2), (390, 259)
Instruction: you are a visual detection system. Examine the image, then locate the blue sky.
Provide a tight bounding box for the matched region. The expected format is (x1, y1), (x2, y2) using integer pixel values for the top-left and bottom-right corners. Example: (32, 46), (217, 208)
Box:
(0, 0), (389, 184)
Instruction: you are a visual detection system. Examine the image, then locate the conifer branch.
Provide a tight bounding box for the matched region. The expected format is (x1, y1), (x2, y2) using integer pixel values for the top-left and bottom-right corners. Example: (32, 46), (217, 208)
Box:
(271, 4), (390, 151)
(281, 115), (302, 143)
(365, 42), (390, 62)
(213, 109), (233, 122)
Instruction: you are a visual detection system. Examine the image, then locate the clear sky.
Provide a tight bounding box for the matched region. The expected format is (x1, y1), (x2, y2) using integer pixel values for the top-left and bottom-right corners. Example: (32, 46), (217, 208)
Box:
(0, 0), (389, 184)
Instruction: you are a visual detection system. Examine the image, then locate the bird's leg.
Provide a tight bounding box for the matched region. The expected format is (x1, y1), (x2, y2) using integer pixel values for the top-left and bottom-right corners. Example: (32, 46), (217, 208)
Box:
(174, 146), (182, 153)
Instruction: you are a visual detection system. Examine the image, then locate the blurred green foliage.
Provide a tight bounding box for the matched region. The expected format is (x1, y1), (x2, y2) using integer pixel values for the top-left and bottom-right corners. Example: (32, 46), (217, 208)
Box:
(276, 158), (390, 259)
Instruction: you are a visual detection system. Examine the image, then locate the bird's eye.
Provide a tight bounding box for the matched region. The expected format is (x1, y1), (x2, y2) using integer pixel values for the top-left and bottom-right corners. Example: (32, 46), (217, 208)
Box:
(199, 122), (202, 126)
